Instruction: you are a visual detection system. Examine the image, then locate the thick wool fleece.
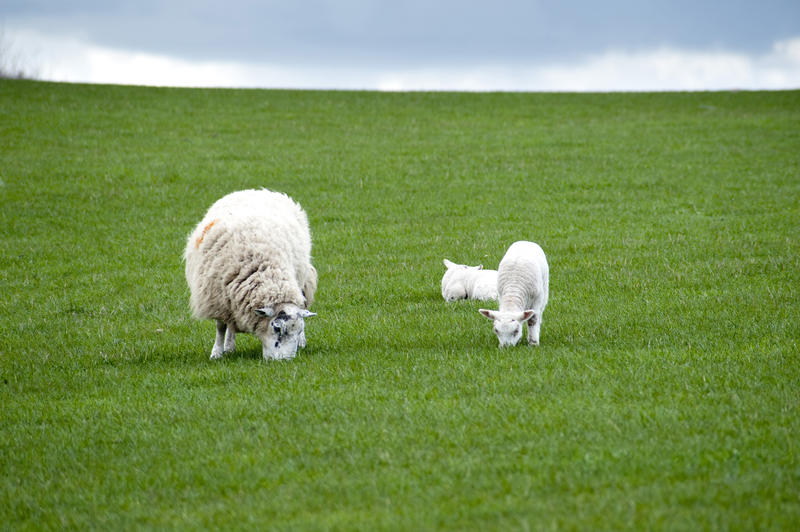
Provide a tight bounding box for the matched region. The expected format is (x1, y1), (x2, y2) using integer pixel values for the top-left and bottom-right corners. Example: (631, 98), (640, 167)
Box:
(184, 189), (317, 336)
(497, 241), (549, 315)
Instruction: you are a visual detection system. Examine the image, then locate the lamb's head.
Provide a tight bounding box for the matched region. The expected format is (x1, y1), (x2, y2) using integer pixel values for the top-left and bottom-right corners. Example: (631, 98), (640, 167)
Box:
(254, 304), (316, 360)
(479, 309), (535, 347)
(442, 259), (483, 302)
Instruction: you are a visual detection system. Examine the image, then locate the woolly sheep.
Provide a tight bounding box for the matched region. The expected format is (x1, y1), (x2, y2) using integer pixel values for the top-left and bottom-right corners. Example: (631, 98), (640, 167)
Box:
(184, 189), (318, 361)
(441, 259), (498, 301)
(479, 241), (549, 347)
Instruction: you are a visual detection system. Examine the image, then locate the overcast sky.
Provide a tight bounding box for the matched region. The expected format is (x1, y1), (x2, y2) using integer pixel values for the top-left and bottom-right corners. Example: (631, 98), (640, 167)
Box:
(3, 0), (800, 91)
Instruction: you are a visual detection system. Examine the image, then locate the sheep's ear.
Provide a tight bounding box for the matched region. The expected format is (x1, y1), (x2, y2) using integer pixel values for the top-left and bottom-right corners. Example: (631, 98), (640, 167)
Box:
(255, 307), (275, 317)
(443, 259), (455, 269)
(297, 310), (316, 319)
(479, 309), (497, 320)
(521, 310), (536, 322)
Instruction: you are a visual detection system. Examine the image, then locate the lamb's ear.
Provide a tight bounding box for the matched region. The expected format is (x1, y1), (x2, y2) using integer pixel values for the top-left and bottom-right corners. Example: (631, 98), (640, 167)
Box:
(521, 310), (536, 322)
(443, 259), (456, 269)
(255, 307), (275, 317)
(479, 309), (497, 320)
(297, 310), (316, 319)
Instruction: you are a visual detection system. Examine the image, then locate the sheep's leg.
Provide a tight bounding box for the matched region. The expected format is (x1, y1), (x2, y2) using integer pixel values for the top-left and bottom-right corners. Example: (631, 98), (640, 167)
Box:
(298, 329), (307, 349)
(223, 323), (236, 353)
(527, 313), (541, 346)
(210, 319), (227, 359)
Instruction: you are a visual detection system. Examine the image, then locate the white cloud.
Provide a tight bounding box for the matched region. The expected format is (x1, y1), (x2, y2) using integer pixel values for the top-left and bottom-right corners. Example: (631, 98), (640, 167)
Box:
(376, 38), (800, 91)
(4, 28), (376, 89)
(530, 40), (800, 92)
(6, 28), (800, 91)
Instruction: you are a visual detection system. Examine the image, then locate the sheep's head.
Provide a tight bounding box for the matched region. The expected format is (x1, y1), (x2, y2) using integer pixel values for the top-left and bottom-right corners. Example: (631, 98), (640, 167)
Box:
(441, 259), (483, 301)
(254, 304), (316, 360)
(479, 309), (535, 347)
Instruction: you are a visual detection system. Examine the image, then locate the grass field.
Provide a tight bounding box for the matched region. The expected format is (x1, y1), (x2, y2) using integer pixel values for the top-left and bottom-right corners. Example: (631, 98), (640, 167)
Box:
(1, 80), (799, 530)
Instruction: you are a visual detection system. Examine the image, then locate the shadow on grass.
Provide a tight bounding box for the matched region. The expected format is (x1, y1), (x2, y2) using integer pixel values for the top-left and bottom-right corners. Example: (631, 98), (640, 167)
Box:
(106, 338), (265, 368)
(137, 340), (334, 366)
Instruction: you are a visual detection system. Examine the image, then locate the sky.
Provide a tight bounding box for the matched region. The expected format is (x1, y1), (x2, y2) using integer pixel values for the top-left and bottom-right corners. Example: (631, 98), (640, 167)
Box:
(2, 0), (800, 91)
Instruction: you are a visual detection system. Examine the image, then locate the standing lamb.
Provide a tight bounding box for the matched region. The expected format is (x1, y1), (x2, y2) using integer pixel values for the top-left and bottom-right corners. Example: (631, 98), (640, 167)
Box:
(184, 189), (318, 360)
(441, 259), (498, 301)
(479, 241), (549, 347)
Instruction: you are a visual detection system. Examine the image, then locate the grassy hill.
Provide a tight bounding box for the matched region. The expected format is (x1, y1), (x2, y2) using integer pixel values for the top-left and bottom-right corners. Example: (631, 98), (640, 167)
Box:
(1, 80), (798, 530)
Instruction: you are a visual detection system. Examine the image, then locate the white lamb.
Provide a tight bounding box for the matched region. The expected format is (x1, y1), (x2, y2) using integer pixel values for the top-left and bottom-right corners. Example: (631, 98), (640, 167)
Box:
(479, 241), (549, 347)
(184, 189), (318, 361)
(441, 259), (498, 301)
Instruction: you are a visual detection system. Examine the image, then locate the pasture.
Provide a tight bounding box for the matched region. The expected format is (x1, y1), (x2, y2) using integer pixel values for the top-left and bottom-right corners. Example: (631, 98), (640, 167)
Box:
(1, 80), (798, 530)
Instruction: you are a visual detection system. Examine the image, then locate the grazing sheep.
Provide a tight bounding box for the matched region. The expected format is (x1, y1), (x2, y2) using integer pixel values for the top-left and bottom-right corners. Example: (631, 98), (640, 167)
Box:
(184, 189), (317, 361)
(441, 259), (498, 301)
(479, 241), (549, 347)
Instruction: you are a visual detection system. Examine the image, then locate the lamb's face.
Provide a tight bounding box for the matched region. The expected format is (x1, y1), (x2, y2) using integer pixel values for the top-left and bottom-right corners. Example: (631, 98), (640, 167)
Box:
(254, 305), (316, 360)
(479, 309), (535, 348)
(442, 280), (467, 301)
(441, 260), (482, 301)
(492, 315), (524, 347)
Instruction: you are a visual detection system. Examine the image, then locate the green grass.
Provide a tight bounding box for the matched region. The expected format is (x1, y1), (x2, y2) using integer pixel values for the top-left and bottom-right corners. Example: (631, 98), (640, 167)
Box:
(1, 80), (799, 530)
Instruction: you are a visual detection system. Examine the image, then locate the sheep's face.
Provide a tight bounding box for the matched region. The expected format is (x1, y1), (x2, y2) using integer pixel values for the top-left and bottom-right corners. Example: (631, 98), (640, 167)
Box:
(479, 309), (536, 347)
(442, 259), (482, 301)
(255, 305), (316, 360)
(442, 280), (468, 302)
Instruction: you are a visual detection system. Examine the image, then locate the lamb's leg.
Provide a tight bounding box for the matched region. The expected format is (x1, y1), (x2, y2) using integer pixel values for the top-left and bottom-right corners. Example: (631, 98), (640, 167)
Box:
(223, 323), (236, 353)
(527, 313), (541, 346)
(210, 319), (227, 359)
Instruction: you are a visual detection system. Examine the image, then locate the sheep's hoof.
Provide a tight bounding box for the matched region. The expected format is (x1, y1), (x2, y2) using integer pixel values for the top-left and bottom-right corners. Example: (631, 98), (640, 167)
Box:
(210, 349), (224, 360)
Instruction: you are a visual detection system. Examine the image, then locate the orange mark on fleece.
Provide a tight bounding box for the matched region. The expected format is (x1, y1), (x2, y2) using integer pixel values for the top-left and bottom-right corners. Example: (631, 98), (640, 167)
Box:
(195, 219), (219, 248)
